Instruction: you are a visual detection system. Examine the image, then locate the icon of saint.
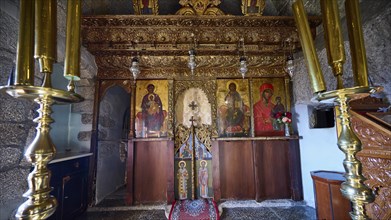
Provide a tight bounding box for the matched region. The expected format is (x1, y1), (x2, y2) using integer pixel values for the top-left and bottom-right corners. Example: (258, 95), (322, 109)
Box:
(177, 161), (189, 200)
(253, 83), (275, 133)
(198, 160), (208, 198)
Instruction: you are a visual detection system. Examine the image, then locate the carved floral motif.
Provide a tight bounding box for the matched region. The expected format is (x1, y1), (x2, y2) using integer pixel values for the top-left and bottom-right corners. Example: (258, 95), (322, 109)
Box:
(94, 55), (284, 70)
(351, 112), (391, 220)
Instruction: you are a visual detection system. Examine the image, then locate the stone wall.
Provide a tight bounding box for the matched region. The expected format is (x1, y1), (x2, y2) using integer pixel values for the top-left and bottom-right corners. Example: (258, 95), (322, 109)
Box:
(293, 0), (391, 105)
(95, 86), (130, 204)
(0, 0), (97, 219)
(0, 2), (33, 218)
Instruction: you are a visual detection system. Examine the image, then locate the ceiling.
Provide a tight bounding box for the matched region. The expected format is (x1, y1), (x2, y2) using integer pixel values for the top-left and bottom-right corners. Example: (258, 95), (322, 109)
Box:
(81, 0), (327, 79)
(81, 0), (325, 17)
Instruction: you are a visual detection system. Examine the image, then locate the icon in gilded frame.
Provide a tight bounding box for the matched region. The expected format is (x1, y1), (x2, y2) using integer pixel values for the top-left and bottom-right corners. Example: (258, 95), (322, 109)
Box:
(252, 77), (289, 136)
(135, 80), (169, 138)
(216, 79), (251, 137)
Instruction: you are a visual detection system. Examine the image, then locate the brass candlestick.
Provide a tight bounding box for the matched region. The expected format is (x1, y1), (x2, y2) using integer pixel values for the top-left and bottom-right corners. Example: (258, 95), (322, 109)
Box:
(0, 0), (84, 219)
(293, 0), (379, 219)
(313, 86), (380, 220)
(0, 87), (83, 219)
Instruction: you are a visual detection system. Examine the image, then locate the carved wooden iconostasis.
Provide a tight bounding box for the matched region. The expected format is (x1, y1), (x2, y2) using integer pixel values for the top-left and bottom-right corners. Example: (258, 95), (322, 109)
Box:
(82, 12), (320, 205)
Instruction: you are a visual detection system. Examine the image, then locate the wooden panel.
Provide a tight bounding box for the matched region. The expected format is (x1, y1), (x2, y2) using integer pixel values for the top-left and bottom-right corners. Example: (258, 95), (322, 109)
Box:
(311, 171), (351, 220)
(351, 111), (391, 220)
(133, 141), (169, 204)
(330, 183), (351, 220)
(219, 140), (255, 199)
(253, 140), (290, 200)
(125, 140), (134, 205)
(289, 139), (303, 200)
(212, 140), (221, 202)
(166, 141), (175, 204)
(314, 180), (333, 220)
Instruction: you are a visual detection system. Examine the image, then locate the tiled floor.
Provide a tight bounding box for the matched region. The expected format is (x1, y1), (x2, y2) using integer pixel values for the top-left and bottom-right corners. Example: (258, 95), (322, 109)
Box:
(76, 187), (317, 220)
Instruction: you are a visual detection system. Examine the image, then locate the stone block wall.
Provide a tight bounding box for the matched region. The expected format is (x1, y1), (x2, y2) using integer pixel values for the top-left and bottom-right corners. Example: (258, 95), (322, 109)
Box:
(293, 0), (391, 105)
(0, 3), (33, 218)
(95, 86), (130, 204)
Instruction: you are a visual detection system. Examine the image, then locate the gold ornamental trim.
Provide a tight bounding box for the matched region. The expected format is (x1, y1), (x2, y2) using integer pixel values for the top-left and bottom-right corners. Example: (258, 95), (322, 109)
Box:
(82, 15), (321, 51)
(82, 15), (322, 28)
(82, 15), (321, 79)
(94, 55), (284, 70)
(176, 0), (225, 15)
(97, 67), (285, 80)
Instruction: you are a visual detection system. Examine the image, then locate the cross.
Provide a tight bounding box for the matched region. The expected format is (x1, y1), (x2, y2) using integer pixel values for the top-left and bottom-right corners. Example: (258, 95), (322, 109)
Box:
(189, 116), (196, 126)
(188, 101), (197, 110)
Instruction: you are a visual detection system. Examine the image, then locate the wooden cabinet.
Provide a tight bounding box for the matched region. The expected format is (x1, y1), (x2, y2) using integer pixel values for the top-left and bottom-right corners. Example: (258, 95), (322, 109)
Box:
(125, 137), (302, 204)
(126, 139), (174, 205)
(48, 155), (90, 220)
(214, 137), (303, 202)
(218, 140), (255, 199)
(311, 170), (351, 220)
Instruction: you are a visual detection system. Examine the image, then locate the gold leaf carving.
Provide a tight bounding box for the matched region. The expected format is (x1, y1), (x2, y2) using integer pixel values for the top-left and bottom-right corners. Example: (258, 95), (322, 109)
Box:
(176, 0), (224, 16)
(195, 124), (215, 151)
(175, 124), (191, 153)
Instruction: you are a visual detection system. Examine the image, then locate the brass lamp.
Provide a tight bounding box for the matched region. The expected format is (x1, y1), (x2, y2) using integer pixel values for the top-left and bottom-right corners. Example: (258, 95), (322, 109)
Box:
(0, 0), (84, 219)
(293, 0), (380, 219)
(130, 56), (140, 82)
(238, 38), (248, 79)
(188, 49), (197, 75)
(285, 54), (294, 79)
(188, 33), (197, 75)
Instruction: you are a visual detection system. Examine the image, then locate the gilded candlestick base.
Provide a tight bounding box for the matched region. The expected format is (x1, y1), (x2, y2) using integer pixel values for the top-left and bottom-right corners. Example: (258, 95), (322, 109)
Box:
(0, 85), (83, 219)
(15, 95), (57, 220)
(314, 86), (382, 220)
(0, 85), (84, 104)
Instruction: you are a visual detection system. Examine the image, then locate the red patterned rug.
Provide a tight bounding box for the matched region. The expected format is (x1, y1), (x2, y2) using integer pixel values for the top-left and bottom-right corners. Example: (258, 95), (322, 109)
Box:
(168, 199), (220, 220)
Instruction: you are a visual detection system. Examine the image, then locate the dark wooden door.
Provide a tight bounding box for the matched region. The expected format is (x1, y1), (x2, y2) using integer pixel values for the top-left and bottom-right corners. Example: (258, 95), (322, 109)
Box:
(253, 140), (291, 200)
(218, 140), (255, 199)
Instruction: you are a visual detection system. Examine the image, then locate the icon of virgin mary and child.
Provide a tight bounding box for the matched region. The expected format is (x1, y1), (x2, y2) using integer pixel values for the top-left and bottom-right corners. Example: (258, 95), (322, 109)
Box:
(140, 84), (166, 137)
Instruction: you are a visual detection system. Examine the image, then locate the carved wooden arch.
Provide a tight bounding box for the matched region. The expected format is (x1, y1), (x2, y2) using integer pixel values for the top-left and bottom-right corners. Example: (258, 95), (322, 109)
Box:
(173, 79), (218, 136)
(99, 79), (132, 100)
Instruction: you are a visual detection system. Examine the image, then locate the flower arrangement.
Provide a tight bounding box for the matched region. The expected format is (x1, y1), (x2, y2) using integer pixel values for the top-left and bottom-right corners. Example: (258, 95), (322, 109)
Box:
(274, 112), (292, 124)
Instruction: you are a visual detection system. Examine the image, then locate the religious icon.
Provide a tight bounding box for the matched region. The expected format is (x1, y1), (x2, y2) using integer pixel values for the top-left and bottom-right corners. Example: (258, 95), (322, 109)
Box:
(135, 80), (168, 138)
(271, 96), (286, 131)
(142, 84), (163, 129)
(198, 160), (208, 198)
(174, 123), (213, 200)
(241, 0), (266, 16)
(217, 79), (250, 137)
(177, 160), (189, 200)
(133, 0), (158, 15)
(252, 78), (289, 136)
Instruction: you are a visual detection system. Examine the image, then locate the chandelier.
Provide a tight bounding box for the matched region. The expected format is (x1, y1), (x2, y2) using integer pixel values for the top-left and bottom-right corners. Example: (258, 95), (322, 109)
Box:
(130, 56), (140, 81)
(238, 38), (248, 78)
(283, 39), (295, 79)
(188, 33), (197, 75)
(188, 49), (197, 75)
(285, 54), (294, 79)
